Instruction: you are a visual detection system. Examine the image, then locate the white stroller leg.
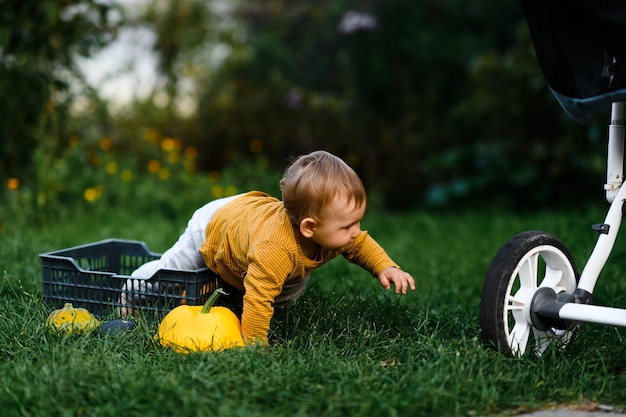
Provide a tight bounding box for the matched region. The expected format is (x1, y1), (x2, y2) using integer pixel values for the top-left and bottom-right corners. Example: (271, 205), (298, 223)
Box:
(578, 184), (626, 294)
(579, 102), (625, 294)
(605, 102), (624, 203)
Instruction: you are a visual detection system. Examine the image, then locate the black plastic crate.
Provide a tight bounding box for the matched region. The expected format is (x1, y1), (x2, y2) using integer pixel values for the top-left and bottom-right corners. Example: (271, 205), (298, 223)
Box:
(40, 239), (217, 318)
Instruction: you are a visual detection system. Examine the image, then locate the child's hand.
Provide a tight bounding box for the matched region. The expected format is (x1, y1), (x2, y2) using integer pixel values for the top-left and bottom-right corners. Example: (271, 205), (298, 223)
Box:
(378, 267), (416, 294)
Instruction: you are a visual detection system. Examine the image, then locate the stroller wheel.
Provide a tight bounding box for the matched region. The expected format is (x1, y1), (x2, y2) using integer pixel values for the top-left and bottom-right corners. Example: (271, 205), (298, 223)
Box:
(479, 230), (579, 357)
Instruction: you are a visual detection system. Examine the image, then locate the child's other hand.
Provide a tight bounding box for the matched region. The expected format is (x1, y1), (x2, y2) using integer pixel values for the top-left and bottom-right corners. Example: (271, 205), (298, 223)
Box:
(378, 267), (416, 294)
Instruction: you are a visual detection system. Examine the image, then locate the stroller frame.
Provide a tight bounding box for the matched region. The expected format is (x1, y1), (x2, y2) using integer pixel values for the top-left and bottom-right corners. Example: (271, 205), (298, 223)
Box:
(479, 101), (626, 357)
(536, 102), (626, 325)
(479, 0), (626, 357)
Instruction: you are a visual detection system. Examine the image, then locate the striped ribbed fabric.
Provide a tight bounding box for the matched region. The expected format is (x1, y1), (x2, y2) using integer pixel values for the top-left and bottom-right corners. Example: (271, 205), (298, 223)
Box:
(200, 191), (399, 342)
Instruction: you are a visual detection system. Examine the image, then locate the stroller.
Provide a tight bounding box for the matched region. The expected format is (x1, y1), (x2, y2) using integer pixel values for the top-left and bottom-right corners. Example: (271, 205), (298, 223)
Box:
(479, 0), (626, 357)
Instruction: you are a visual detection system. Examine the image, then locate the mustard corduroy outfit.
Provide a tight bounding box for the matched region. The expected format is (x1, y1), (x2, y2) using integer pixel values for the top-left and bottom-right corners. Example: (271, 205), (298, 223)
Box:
(199, 191), (399, 342)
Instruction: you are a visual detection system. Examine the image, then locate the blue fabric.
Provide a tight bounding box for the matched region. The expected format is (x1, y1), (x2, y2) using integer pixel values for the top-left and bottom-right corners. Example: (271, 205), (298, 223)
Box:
(551, 87), (626, 124)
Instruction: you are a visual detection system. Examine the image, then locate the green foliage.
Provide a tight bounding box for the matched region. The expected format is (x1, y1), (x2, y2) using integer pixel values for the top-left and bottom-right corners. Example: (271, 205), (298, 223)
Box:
(0, 0), (616, 213)
(1, 127), (282, 226)
(141, 0), (604, 209)
(0, 0), (120, 184)
(440, 23), (607, 208)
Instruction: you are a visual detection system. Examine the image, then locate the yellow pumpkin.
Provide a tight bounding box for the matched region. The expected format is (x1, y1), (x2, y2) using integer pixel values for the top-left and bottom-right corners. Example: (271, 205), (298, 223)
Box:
(46, 303), (100, 334)
(157, 288), (244, 353)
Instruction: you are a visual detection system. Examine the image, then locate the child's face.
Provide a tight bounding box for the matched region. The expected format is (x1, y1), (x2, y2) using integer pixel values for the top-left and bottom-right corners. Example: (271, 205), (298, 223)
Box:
(311, 196), (366, 250)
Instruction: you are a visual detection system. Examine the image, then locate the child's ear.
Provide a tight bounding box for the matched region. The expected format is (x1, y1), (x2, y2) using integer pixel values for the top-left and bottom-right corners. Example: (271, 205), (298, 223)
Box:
(299, 217), (316, 238)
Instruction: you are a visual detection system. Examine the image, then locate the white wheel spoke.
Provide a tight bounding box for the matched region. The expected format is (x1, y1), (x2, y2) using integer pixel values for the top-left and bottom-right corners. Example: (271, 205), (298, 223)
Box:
(505, 292), (526, 310)
(540, 265), (563, 289)
(518, 253), (539, 290)
(505, 301), (524, 311)
(508, 321), (531, 356)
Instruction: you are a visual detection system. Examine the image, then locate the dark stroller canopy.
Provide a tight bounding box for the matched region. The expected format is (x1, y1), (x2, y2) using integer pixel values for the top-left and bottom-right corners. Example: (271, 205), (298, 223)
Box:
(522, 0), (626, 124)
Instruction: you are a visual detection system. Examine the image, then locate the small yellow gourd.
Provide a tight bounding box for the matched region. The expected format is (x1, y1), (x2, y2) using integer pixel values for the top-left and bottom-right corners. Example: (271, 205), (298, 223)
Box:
(46, 303), (100, 334)
(157, 289), (244, 353)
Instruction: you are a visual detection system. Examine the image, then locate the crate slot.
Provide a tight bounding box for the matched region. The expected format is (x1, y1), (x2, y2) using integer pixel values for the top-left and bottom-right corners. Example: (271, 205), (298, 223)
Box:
(40, 239), (217, 318)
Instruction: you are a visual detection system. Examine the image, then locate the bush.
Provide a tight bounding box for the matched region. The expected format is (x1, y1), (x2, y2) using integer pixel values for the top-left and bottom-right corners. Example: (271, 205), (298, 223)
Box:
(1, 127), (283, 226)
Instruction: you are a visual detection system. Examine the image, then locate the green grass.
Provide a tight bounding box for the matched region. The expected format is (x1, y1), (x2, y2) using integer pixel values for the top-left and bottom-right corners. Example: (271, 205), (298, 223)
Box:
(1, 202), (626, 416)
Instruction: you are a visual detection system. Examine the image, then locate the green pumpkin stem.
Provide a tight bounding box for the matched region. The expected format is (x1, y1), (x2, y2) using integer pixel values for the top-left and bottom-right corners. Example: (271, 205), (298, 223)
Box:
(200, 288), (226, 314)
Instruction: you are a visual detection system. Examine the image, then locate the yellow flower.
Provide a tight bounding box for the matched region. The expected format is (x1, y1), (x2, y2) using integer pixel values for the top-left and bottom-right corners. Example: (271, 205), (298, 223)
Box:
(211, 185), (224, 199)
(184, 159), (197, 173)
(99, 137), (112, 152)
(148, 160), (161, 173)
(249, 138), (263, 153)
(208, 170), (220, 183)
(167, 151), (181, 164)
(84, 188), (99, 202)
(7, 178), (19, 190)
(225, 185), (238, 196)
(84, 186), (103, 202)
(68, 136), (80, 148)
(120, 170), (133, 182)
(161, 137), (181, 152)
(184, 147), (197, 159)
(158, 167), (170, 180)
(106, 161), (118, 175)
(143, 128), (161, 144)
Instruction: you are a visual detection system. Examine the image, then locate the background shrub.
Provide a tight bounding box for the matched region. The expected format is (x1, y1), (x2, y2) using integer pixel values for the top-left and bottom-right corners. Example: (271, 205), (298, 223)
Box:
(0, 0), (610, 215)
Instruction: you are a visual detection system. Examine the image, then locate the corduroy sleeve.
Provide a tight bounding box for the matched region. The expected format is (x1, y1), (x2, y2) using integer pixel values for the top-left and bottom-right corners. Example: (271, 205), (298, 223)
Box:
(241, 241), (295, 343)
(341, 231), (399, 276)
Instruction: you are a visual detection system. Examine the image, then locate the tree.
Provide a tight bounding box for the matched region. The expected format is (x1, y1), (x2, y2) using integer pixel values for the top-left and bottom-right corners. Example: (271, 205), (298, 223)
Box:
(0, 0), (120, 184)
(121, 0), (604, 209)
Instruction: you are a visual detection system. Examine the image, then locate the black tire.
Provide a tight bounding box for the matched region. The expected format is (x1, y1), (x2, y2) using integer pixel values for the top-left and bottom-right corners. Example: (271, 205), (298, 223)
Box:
(479, 230), (579, 357)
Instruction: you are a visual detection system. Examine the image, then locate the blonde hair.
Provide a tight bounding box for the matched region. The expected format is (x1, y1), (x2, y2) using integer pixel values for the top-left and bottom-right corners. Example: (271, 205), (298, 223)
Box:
(280, 150), (366, 224)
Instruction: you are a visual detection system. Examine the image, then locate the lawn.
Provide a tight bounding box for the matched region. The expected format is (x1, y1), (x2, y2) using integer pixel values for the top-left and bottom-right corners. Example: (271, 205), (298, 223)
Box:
(1, 201), (625, 416)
